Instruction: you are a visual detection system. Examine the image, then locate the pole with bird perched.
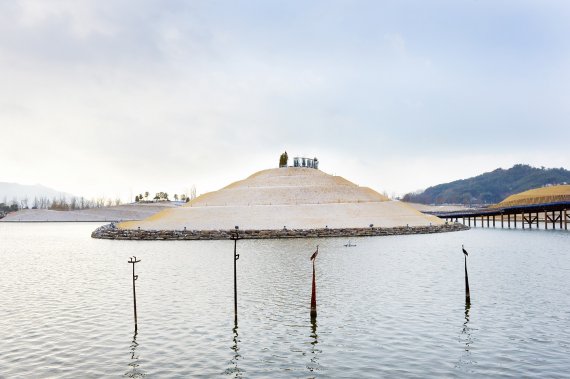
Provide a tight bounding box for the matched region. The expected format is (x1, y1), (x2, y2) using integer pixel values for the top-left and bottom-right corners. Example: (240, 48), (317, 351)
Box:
(310, 245), (319, 318)
(462, 245), (470, 304)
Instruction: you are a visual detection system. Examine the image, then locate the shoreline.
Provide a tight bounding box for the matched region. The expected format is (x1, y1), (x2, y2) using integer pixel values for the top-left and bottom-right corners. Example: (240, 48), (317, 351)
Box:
(91, 222), (469, 240)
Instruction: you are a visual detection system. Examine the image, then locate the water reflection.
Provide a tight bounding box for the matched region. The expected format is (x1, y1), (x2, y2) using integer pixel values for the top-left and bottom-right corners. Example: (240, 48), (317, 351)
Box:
(307, 316), (321, 376)
(224, 322), (243, 377)
(124, 332), (146, 378)
(455, 301), (475, 371)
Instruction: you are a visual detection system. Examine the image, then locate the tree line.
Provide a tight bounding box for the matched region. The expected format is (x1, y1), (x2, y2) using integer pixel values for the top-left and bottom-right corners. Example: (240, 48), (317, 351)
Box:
(1, 185), (199, 216)
(402, 164), (570, 206)
(0, 195), (123, 213)
(134, 186), (197, 203)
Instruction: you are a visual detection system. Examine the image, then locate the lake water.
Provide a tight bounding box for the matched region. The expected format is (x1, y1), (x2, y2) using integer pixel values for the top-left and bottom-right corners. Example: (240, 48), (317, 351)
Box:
(0, 223), (569, 378)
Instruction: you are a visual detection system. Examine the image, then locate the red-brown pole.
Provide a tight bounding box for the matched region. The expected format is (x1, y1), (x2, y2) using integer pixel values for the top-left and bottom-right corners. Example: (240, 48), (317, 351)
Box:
(311, 260), (317, 318)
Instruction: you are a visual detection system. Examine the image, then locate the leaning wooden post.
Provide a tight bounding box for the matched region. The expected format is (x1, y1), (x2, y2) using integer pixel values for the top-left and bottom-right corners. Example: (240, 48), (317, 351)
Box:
(128, 256), (141, 332)
(231, 226), (240, 323)
(462, 245), (470, 305)
(310, 245), (319, 318)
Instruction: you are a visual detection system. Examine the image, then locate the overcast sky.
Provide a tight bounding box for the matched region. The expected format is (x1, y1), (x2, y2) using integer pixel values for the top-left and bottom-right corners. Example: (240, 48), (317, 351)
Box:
(1, 0), (569, 200)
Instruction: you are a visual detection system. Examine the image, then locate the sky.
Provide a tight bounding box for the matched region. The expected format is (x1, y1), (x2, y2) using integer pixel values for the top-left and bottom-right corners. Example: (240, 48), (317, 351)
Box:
(1, 0), (569, 201)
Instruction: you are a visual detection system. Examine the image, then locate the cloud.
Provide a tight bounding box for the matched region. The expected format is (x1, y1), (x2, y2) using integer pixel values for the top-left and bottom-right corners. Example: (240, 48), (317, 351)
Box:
(0, 0), (569, 199)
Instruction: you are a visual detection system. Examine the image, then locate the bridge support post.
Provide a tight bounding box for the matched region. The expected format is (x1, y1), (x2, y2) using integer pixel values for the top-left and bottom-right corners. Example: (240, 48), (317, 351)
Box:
(528, 213), (531, 228)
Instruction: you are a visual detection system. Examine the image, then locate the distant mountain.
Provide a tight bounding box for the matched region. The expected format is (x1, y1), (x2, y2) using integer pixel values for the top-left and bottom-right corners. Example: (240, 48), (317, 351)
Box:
(0, 182), (75, 204)
(402, 164), (570, 205)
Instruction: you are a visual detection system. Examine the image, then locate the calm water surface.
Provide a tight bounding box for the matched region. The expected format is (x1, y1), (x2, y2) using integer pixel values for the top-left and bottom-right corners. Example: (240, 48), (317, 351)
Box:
(0, 223), (569, 378)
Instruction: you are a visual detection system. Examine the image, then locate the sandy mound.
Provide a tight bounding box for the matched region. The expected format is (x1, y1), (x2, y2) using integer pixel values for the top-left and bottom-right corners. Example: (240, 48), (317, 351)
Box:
(120, 167), (442, 230)
(1, 203), (177, 222)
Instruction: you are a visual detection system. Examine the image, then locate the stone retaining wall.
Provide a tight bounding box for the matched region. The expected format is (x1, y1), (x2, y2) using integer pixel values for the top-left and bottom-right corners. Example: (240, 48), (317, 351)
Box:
(91, 223), (469, 240)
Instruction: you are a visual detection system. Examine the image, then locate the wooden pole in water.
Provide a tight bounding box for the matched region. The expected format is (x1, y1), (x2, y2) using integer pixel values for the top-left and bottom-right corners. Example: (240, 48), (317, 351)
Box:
(128, 256), (141, 332)
(462, 245), (470, 305)
(310, 246), (319, 318)
(232, 226), (240, 323)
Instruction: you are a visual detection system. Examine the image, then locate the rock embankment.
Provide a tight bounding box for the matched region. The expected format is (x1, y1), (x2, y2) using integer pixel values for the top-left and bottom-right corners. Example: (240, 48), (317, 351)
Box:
(92, 223), (469, 240)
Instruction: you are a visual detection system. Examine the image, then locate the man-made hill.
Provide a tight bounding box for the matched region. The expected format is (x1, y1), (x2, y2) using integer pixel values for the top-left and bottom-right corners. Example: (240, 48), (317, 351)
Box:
(402, 164), (570, 205)
(491, 184), (570, 208)
(0, 203), (177, 222)
(120, 167), (442, 230)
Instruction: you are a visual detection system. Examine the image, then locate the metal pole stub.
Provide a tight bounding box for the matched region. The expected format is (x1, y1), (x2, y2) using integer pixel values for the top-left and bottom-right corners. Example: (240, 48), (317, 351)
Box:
(128, 256), (141, 332)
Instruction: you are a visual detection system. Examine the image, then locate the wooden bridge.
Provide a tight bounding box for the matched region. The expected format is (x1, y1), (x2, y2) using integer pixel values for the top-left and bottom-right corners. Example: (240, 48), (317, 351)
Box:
(425, 201), (570, 230)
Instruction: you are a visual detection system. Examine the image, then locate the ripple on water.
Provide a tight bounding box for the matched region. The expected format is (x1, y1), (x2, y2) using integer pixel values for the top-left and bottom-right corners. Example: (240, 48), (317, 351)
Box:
(1, 225), (570, 377)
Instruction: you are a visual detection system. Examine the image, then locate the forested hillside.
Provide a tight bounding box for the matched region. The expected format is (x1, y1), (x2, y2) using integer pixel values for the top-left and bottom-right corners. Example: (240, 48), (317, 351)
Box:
(402, 164), (570, 205)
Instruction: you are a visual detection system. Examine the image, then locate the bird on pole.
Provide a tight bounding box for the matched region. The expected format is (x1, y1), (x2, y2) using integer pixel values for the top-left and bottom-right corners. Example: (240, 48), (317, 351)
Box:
(310, 245), (319, 318)
(310, 245), (319, 261)
(462, 244), (471, 304)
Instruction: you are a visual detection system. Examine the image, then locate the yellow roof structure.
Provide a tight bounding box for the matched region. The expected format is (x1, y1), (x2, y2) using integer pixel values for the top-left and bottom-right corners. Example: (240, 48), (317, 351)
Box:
(120, 167), (443, 230)
(492, 184), (570, 208)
